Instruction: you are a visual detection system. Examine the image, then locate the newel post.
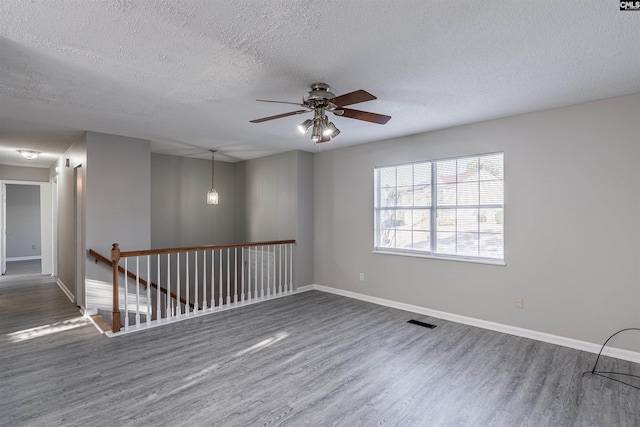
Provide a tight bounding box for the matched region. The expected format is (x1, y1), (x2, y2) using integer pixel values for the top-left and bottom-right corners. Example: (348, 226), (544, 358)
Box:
(111, 243), (121, 333)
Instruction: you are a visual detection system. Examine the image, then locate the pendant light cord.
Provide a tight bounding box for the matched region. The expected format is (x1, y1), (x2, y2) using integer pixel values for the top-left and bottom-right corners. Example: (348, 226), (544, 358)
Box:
(211, 150), (216, 188)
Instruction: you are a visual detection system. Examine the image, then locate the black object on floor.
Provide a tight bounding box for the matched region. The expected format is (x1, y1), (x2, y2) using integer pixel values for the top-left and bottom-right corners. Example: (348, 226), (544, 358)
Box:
(407, 319), (437, 329)
(582, 327), (640, 390)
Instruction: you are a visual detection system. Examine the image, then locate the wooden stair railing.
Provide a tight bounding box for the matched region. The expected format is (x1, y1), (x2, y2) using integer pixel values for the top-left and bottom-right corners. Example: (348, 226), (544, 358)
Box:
(88, 248), (194, 310)
(92, 239), (296, 334)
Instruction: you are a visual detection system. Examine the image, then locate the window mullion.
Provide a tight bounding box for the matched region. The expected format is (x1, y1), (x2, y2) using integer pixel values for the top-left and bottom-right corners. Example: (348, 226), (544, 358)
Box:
(431, 161), (437, 254)
(477, 176), (481, 256)
(374, 168), (380, 248)
(455, 159), (459, 255)
(411, 165), (414, 249)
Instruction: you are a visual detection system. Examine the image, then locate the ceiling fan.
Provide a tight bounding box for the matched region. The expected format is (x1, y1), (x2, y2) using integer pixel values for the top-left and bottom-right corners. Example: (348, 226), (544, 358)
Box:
(250, 83), (391, 143)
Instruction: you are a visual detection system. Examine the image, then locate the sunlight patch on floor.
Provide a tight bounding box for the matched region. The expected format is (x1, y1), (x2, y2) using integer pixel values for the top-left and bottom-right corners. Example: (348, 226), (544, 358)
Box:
(235, 331), (289, 357)
(7, 317), (89, 342)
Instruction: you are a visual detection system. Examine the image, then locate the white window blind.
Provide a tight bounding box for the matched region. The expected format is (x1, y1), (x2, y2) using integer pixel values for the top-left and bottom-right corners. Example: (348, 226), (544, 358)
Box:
(375, 153), (504, 262)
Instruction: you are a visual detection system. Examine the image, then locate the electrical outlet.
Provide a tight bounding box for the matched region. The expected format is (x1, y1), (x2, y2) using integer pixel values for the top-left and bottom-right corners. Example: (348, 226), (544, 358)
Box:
(359, 272), (365, 281)
(32, 244), (36, 250)
(515, 297), (524, 309)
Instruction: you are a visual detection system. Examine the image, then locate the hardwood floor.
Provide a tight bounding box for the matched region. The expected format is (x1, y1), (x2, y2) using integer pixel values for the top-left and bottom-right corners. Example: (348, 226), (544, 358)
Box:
(2, 259), (41, 277)
(1, 280), (638, 426)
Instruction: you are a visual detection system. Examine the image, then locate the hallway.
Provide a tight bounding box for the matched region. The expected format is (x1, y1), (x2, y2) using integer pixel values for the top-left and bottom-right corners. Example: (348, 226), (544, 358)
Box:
(2, 259), (41, 277)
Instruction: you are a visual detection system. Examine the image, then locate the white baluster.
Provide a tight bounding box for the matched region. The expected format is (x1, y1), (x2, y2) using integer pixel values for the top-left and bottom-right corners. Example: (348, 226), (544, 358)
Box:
(254, 247), (258, 299)
(177, 253), (181, 316)
(289, 243), (293, 292)
(202, 250), (207, 311)
(234, 247), (238, 304)
(219, 250), (223, 307)
(156, 254), (161, 322)
(166, 253), (171, 319)
(186, 252), (190, 315)
(211, 249), (215, 309)
(260, 246), (264, 298)
(146, 255), (151, 325)
(283, 245), (287, 294)
(241, 247), (245, 303)
(279, 244), (283, 294)
(226, 248), (231, 305)
(124, 258), (129, 330)
(267, 246), (271, 298)
(272, 246), (275, 296)
(135, 257), (140, 327)
(247, 246), (252, 302)
(194, 251), (199, 313)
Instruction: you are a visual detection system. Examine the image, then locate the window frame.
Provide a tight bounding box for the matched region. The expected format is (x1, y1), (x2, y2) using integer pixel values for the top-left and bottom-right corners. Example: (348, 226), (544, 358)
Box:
(373, 152), (505, 265)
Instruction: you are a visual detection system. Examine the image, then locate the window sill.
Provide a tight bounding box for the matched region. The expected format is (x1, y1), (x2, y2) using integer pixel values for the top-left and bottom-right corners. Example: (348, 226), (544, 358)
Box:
(372, 249), (506, 266)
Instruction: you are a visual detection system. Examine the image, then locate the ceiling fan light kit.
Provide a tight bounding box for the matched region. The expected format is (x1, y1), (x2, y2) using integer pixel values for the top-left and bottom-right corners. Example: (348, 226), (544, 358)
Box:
(251, 83), (391, 144)
(323, 121), (340, 138)
(297, 119), (313, 134)
(311, 123), (322, 142)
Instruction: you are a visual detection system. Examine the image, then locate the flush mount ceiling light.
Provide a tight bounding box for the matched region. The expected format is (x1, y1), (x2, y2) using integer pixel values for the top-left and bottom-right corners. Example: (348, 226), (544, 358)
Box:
(250, 83), (391, 144)
(18, 150), (40, 160)
(206, 149), (219, 205)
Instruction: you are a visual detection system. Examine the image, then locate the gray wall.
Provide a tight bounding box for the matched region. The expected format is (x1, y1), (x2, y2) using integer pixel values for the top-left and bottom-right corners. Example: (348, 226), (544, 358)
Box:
(151, 153), (236, 248)
(55, 131), (151, 306)
(0, 165), (49, 182)
(55, 135), (87, 297)
(236, 150), (314, 286)
(6, 184), (41, 258)
(314, 93), (640, 352)
(237, 151), (298, 242)
(85, 132), (151, 281)
(295, 151), (314, 288)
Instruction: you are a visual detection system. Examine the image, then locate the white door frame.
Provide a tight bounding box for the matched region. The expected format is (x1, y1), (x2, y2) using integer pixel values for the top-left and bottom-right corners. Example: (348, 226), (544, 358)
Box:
(1, 183), (6, 275)
(51, 177), (58, 277)
(73, 165), (85, 309)
(0, 180), (54, 276)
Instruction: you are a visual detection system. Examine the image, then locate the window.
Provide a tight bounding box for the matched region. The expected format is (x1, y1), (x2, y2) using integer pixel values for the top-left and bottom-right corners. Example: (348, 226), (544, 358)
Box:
(374, 153), (504, 262)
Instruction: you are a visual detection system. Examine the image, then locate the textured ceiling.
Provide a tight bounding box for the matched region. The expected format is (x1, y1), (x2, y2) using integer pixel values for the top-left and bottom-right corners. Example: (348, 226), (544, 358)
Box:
(0, 0), (639, 167)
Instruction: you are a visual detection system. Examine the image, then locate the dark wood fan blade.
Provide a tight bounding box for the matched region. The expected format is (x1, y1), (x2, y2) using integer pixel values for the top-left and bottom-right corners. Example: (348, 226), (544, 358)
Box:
(250, 110), (309, 123)
(338, 108), (391, 124)
(256, 99), (305, 107)
(329, 90), (377, 107)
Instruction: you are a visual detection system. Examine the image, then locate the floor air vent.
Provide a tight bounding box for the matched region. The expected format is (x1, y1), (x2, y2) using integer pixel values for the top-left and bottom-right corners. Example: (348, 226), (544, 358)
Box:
(407, 319), (437, 329)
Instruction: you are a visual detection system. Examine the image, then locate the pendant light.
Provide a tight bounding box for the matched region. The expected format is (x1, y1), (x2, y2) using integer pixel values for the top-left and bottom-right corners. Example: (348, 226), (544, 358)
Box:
(206, 150), (219, 205)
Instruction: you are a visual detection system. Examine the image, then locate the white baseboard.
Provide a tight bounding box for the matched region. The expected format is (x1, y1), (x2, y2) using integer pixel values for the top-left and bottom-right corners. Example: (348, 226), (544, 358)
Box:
(301, 284), (640, 364)
(7, 256), (42, 262)
(81, 307), (97, 316)
(106, 289), (299, 338)
(86, 311), (106, 335)
(56, 278), (75, 303)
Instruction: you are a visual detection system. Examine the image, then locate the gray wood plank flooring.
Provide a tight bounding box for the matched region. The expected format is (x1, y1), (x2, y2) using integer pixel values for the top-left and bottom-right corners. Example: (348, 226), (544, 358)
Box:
(2, 260), (41, 277)
(1, 280), (638, 426)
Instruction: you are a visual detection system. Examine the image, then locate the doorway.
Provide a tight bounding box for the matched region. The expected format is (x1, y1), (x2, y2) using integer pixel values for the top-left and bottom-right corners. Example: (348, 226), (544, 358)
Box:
(5, 184), (41, 275)
(0, 181), (53, 279)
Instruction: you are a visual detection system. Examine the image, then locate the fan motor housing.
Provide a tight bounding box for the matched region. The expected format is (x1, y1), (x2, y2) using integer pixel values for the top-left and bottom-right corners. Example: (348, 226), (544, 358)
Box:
(304, 83), (336, 105)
